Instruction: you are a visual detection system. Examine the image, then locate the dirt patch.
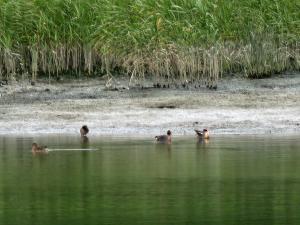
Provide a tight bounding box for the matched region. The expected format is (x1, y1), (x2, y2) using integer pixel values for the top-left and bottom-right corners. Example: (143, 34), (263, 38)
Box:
(0, 73), (300, 136)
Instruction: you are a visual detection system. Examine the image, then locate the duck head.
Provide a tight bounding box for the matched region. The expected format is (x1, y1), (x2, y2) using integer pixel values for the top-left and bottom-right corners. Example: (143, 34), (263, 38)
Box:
(32, 143), (38, 152)
(203, 129), (209, 139)
(80, 125), (89, 136)
(167, 130), (172, 143)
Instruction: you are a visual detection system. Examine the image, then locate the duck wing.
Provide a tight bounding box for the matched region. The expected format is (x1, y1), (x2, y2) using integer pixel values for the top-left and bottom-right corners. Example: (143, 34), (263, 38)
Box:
(155, 135), (168, 142)
(194, 129), (203, 137)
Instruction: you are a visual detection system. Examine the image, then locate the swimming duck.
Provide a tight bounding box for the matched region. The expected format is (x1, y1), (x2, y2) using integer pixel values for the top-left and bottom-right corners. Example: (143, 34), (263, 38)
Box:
(194, 129), (210, 139)
(80, 125), (89, 137)
(32, 143), (48, 153)
(155, 130), (172, 144)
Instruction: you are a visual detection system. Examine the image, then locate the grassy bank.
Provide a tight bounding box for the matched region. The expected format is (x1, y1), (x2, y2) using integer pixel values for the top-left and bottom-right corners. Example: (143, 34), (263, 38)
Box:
(0, 0), (299, 86)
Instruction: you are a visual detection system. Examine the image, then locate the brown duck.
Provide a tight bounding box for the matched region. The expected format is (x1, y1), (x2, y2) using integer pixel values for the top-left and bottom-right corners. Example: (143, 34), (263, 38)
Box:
(194, 129), (210, 139)
(32, 143), (48, 153)
(80, 125), (89, 137)
(155, 130), (172, 144)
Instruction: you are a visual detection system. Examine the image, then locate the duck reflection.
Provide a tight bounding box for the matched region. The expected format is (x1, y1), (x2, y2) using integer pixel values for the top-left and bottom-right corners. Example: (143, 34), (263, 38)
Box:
(80, 136), (90, 149)
(155, 142), (172, 159)
(196, 138), (209, 150)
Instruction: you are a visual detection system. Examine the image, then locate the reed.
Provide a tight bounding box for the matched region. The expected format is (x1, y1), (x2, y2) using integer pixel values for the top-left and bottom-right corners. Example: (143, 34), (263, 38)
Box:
(0, 0), (299, 86)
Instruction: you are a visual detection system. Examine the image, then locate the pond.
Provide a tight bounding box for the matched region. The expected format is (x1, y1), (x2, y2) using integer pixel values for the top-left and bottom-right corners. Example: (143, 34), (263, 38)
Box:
(0, 135), (300, 225)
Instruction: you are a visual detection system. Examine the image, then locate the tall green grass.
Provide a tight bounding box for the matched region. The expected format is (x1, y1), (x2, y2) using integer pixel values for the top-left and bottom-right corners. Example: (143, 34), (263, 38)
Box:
(0, 0), (299, 86)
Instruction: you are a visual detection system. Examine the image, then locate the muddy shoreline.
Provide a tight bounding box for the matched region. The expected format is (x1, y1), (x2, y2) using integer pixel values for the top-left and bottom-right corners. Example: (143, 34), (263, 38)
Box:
(0, 73), (300, 136)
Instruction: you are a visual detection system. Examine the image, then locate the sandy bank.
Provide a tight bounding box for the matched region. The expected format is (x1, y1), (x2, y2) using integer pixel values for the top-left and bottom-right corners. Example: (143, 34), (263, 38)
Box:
(0, 74), (299, 136)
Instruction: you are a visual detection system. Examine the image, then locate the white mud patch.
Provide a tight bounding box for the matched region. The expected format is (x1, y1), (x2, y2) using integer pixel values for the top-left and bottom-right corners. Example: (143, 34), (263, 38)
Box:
(0, 74), (300, 136)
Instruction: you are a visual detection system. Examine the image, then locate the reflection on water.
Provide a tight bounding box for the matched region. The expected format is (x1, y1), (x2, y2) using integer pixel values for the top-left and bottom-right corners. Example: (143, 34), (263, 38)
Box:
(0, 135), (300, 225)
(80, 136), (90, 149)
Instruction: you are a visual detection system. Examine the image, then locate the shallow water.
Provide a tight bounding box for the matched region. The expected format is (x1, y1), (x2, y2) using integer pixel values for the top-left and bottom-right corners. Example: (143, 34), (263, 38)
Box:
(0, 135), (300, 225)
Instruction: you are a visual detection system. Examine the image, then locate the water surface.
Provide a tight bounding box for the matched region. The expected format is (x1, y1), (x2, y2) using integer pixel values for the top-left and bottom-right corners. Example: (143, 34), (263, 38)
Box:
(0, 135), (300, 225)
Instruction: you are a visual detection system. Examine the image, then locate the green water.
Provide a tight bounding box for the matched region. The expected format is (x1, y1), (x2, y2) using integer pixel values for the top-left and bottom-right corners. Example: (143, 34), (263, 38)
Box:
(0, 136), (300, 225)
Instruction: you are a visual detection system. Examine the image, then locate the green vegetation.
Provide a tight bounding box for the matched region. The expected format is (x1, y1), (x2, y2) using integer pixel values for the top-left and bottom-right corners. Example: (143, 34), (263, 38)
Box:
(0, 0), (299, 86)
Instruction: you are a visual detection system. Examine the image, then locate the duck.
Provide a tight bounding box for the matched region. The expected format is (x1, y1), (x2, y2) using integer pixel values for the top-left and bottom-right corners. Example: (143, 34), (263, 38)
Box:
(155, 130), (172, 144)
(32, 143), (48, 153)
(80, 125), (89, 137)
(194, 129), (209, 139)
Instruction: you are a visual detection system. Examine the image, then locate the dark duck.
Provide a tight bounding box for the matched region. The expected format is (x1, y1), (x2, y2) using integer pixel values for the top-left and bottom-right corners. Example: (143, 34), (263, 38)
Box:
(155, 130), (172, 144)
(80, 125), (89, 137)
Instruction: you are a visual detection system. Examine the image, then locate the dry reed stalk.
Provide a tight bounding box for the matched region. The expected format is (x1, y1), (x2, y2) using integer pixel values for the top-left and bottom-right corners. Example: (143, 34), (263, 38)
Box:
(0, 40), (299, 87)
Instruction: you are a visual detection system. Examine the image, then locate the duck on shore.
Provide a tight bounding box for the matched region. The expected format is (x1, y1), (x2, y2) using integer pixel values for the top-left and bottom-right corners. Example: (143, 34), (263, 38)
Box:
(194, 129), (210, 139)
(155, 130), (172, 144)
(80, 125), (89, 137)
(32, 143), (48, 153)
